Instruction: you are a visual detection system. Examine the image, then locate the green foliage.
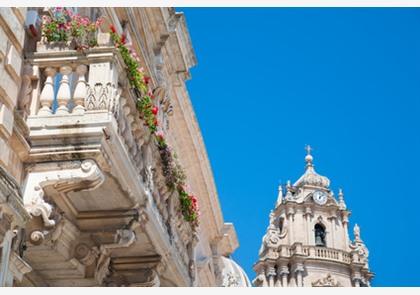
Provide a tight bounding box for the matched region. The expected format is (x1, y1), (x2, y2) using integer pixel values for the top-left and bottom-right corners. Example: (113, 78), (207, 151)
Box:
(110, 27), (200, 228)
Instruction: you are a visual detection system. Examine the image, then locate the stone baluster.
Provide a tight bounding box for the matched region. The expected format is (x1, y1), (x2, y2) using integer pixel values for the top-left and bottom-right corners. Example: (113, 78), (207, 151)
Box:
(73, 65), (87, 115)
(56, 66), (72, 115)
(0, 230), (16, 286)
(38, 67), (56, 115)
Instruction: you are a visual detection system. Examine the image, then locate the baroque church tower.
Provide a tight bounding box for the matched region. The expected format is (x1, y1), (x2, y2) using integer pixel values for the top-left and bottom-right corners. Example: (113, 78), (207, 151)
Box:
(253, 147), (373, 287)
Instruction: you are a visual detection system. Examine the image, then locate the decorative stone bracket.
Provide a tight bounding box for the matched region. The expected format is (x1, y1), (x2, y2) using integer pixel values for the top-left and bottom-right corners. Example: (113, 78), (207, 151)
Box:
(23, 160), (105, 227)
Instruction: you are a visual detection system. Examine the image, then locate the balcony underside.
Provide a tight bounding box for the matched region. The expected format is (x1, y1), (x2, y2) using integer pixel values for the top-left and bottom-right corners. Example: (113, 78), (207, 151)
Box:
(22, 111), (193, 286)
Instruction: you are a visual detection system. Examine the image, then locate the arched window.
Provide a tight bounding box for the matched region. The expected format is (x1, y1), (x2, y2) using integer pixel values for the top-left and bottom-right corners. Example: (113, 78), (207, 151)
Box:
(314, 223), (326, 247)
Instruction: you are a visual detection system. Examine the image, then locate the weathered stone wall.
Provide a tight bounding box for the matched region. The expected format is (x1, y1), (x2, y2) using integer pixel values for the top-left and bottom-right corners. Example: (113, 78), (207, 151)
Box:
(0, 7), (27, 183)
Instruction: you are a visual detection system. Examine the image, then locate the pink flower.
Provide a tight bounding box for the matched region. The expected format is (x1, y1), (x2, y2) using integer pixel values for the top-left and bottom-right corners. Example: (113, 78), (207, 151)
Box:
(95, 17), (104, 27)
(137, 67), (144, 73)
(155, 131), (165, 141)
(143, 76), (151, 84)
(81, 17), (90, 26)
(120, 33), (127, 44)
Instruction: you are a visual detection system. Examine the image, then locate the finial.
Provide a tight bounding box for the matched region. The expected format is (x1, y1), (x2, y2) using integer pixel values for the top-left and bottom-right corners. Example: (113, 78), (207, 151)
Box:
(338, 188), (344, 199)
(276, 184), (283, 207)
(305, 144), (312, 155)
(305, 145), (313, 168)
(338, 188), (346, 210)
(354, 223), (361, 241)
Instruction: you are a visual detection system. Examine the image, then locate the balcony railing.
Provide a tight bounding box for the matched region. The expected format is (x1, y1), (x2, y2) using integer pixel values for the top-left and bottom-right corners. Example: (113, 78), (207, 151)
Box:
(279, 244), (356, 265)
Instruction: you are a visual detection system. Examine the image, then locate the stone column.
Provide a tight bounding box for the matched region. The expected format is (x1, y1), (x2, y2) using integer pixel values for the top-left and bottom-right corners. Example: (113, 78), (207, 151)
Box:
(329, 215), (337, 249)
(304, 207), (313, 245)
(279, 265), (289, 287)
(352, 270), (362, 287)
(266, 265), (276, 287)
(292, 263), (305, 287)
(342, 211), (350, 249)
(0, 230), (16, 286)
(286, 206), (295, 244)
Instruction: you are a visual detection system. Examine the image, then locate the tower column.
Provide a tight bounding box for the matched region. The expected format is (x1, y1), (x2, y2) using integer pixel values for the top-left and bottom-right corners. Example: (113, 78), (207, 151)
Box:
(266, 265), (276, 287)
(304, 207), (313, 245)
(329, 213), (337, 248)
(342, 211), (350, 249)
(291, 262), (305, 287)
(281, 269), (289, 287)
(277, 263), (289, 287)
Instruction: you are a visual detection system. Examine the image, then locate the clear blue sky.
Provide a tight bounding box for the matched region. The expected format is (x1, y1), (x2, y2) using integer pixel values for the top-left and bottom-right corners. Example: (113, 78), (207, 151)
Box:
(180, 8), (420, 287)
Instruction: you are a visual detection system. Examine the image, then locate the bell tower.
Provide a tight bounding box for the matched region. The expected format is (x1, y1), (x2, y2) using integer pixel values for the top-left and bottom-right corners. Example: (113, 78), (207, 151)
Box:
(253, 147), (373, 287)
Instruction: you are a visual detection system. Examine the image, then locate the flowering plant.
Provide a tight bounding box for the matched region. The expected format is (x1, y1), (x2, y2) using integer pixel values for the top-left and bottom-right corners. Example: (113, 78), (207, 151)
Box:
(110, 26), (199, 227)
(42, 7), (103, 49)
(110, 27), (158, 132)
(40, 8), (200, 228)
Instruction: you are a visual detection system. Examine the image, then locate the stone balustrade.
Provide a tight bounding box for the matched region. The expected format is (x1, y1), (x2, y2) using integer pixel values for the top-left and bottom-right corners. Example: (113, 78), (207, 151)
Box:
(28, 44), (122, 118)
(280, 244), (354, 265)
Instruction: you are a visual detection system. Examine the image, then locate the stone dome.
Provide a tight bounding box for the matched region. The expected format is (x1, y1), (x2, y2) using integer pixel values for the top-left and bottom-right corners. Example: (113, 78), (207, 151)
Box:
(294, 165), (330, 188)
(220, 256), (252, 287)
(293, 147), (330, 189)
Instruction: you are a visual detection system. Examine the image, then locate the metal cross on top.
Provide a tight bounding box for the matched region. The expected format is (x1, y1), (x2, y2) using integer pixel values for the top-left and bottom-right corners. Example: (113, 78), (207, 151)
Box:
(305, 144), (312, 155)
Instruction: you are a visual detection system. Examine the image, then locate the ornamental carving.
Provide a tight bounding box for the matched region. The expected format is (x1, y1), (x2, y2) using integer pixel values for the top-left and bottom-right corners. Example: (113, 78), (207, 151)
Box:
(311, 273), (342, 287)
(23, 160), (105, 227)
(85, 82), (118, 111)
(222, 272), (240, 287)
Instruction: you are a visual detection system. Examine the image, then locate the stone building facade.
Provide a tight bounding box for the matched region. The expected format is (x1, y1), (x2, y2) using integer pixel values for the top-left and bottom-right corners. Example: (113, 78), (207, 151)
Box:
(0, 7), (249, 287)
(253, 147), (373, 287)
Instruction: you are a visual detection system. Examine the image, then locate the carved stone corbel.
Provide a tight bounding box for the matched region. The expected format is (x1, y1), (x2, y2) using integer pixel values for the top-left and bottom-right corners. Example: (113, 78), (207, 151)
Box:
(74, 243), (99, 266)
(129, 269), (161, 287)
(23, 160), (105, 227)
(95, 251), (111, 285)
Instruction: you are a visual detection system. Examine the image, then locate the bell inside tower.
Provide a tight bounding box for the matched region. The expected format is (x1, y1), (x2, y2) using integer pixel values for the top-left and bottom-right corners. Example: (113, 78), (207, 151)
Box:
(314, 223), (326, 247)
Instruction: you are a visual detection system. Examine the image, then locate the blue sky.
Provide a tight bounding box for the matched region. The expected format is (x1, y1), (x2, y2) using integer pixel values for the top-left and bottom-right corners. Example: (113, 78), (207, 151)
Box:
(180, 8), (420, 287)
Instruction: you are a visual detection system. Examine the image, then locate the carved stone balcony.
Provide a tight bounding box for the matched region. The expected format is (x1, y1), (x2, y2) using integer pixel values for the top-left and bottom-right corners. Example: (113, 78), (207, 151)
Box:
(20, 41), (197, 286)
(278, 244), (365, 266)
